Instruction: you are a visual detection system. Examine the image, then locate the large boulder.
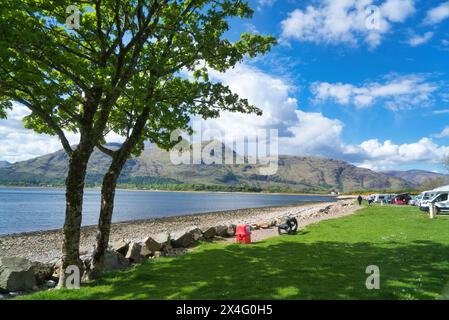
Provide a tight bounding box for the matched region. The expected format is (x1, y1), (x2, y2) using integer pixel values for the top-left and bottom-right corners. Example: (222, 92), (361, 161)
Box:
(86, 251), (128, 280)
(161, 241), (173, 255)
(140, 246), (152, 259)
(0, 257), (36, 292)
(125, 242), (142, 263)
(201, 227), (216, 239)
(226, 225), (236, 237)
(255, 221), (270, 229)
(190, 228), (203, 241)
(112, 240), (129, 256)
(144, 237), (162, 252)
(215, 225), (228, 237)
(172, 232), (195, 248)
(152, 251), (162, 259)
(31, 261), (53, 285)
(104, 251), (129, 270)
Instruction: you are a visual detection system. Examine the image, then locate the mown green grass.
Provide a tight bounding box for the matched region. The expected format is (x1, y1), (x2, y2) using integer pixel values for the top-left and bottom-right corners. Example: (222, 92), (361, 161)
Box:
(23, 205), (449, 300)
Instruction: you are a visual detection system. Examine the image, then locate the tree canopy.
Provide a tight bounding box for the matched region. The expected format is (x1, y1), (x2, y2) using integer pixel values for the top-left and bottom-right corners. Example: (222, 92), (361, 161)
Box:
(0, 0), (275, 154)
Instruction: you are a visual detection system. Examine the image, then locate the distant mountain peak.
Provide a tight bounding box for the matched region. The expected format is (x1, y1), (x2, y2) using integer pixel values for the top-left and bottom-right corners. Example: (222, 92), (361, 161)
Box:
(382, 169), (449, 186)
(0, 145), (415, 192)
(0, 160), (11, 168)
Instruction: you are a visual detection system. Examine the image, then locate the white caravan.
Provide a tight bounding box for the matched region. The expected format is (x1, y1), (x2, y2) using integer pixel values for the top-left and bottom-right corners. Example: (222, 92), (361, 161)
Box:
(417, 190), (438, 208)
(419, 187), (449, 212)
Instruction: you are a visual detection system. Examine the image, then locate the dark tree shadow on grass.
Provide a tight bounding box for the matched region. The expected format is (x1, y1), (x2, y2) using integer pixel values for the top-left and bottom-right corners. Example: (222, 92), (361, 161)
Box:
(77, 238), (449, 300)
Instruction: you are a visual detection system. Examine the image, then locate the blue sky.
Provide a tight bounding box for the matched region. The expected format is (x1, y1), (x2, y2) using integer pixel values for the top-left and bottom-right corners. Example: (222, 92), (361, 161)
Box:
(212, 0), (449, 172)
(1, 0), (449, 173)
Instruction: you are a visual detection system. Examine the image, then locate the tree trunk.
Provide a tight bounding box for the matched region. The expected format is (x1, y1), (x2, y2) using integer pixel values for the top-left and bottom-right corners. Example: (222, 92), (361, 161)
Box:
(58, 146), (92, 288)
(91, 105), (152, 275)
(91, 163), (123, 274)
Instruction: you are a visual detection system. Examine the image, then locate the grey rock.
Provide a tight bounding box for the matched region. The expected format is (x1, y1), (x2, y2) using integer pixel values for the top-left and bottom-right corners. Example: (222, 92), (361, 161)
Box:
(144, 237), (162, 252)
(201, 227), (216, 239)
(153, 251), (162, 259)
(190, 228), (203, 241)
(0, 257), (36, 292)
(226, 224), (236, 237)
(256, 221), (270, 229)
(45, 280), (56, 288)
(112, 240), (129, 256)
(104, 250), (129, 270)
(161, 242), (173, 255)
(215, 225), (228, 237)
(125, 242), (142, 263)
(8, 291), (21, 297)
(31, 261), (53, 285)
(140, 246), (152, 258)
(172, 232), (194, 248)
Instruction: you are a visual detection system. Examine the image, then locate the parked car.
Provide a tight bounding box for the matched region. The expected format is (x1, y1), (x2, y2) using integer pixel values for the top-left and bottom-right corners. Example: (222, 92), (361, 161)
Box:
(394, 193), (411, 205)
(372, 194), (396, 203)
(409, 195), (421, 206)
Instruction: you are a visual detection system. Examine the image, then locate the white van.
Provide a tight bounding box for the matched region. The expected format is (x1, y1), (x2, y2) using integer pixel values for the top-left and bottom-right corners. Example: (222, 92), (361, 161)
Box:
(420, 192), (449, 212)
(417, 191), (438, 208)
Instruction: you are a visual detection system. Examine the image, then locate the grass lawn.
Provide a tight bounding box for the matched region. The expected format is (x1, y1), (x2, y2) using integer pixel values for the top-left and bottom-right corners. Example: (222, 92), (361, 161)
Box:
(23, 205), (449, 300)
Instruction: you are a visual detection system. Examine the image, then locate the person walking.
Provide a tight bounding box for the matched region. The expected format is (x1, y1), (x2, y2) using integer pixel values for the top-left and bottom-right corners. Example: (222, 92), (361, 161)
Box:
(357, 194), (363, 206)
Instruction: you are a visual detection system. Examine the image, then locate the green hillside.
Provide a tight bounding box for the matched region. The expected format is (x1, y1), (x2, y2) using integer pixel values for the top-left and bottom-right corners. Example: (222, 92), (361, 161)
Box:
(0, 143), (412, 192)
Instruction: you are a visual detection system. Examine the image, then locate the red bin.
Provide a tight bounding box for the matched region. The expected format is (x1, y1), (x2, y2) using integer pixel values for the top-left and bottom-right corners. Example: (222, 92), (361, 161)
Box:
(235, 224), (251, 244)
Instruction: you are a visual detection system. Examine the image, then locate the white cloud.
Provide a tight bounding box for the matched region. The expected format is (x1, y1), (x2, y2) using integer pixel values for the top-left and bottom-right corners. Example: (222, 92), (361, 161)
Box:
(434, 126), (449, 138)
(311, 75), (437, 110)
(0, 103), (124, 163)
(351, 138), (449, 169)
(407, 32), (434, 47)
(0, 104), (75, 162)
(2, 65), (448, 172)
(424, 1), (449, 25)
(280, 0), (415, 49)
(433, 109), (449, 114)
(257, 0), (275, 8)
(204, 64), (299, 140)
(280, 111), (345, 157)
(200, 64), (449, 170)
(381, 0), (416, 22)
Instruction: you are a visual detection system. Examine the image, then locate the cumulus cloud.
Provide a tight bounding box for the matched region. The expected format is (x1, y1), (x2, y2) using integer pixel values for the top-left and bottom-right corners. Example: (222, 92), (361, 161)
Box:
(2, 65), (448, 171)
(0, 103), (123, 163)
(407, 32), (434, 47)
(280, 111), (345, 157)
(424, 1), (449, 25)
(204, 64), (299, 140)
(280, 0), (415, 49)
(434, 126), (449, 138)
(200, 64), (449, 170)
(311, 75), (437, 110)
(0, 104), (76, 162)
(352, 138), (449, 170)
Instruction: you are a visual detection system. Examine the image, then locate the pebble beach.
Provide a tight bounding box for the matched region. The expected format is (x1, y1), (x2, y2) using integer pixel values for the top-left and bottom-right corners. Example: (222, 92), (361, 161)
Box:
(0, 197), (359, 263)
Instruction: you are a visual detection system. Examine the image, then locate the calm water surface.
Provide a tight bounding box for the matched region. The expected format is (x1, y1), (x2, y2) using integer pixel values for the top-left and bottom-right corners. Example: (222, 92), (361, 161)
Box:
(0, 187), (334, 235)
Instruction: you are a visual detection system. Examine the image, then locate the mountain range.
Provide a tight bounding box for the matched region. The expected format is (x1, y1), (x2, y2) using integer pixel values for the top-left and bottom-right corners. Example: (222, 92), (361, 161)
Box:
(0, 161), (10, 168)
(0, 143), (447, 192)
